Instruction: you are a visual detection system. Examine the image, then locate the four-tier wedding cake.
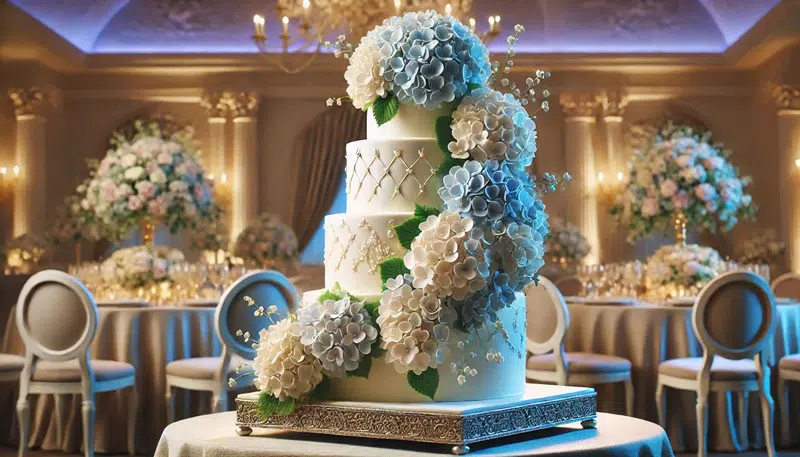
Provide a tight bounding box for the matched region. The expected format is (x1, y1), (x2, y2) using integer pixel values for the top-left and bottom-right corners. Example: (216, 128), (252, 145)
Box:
(246, 11), (567, 415)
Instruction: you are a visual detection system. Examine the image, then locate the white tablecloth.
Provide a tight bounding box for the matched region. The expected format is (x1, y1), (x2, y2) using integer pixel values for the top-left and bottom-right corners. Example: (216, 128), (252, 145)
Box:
(1, 305), (223, 455)
(564, 299), (800, 452)
(155, 411), (674, 457)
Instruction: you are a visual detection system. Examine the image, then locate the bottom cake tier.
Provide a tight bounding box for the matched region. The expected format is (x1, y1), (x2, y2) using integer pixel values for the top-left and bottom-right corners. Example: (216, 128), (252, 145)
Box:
(302, 289), (527, 402)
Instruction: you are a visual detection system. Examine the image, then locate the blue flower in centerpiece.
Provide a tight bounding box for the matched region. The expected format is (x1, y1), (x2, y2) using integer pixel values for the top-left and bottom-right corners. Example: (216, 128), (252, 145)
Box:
(438, 160), (546, 236)
(376, 11), (491, 109)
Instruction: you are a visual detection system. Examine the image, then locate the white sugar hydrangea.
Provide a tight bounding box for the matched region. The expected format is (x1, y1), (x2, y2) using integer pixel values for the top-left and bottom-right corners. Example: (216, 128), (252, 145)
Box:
(297, 296), (379, 378)
(403, 211), (490, 300)
(252, 318), (324, 401)
(344, 32), (388, 110)
(448, 88), (537, 170)
(376, 275), (452, 375)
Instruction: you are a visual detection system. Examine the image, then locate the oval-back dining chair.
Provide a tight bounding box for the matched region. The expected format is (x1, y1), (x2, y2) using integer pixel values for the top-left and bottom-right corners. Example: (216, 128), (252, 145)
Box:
(771, 272), (800, 300)
(525, 276), (634, 415)
(165, 270), (299, 422)
(15, 270), (136, 457)
(655, 271), (777, 457)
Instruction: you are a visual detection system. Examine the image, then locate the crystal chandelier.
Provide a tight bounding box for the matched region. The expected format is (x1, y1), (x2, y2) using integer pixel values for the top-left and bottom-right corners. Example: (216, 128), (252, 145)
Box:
(252, 0), (502, 74)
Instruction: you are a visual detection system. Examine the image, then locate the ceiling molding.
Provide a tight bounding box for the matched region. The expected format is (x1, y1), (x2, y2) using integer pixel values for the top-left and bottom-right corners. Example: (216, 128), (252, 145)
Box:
(725, 0), (800, 68)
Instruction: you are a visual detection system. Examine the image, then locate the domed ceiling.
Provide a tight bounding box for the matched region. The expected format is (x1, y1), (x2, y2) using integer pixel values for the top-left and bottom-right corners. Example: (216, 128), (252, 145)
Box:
(9, 0), (779, 54)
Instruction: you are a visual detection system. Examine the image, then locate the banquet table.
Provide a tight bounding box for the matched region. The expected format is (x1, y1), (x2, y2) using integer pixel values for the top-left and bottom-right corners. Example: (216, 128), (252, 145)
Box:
(0, 302), (223, 455)
(563, 297), (800, 453)
(155, 411), (674, 457)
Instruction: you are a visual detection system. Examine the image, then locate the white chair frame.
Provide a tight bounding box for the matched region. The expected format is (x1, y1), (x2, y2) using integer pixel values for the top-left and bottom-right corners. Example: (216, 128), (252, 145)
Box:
(778, 356), (800, 447)
(655, 271), (777, 457)
(165, 270), (299, 423)
(771, 272), (800, 299)
(15, 270), (136, 457)
(525, 276), (634, 416)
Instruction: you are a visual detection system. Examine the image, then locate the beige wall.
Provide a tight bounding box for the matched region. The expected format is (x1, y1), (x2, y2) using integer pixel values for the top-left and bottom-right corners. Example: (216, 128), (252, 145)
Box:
(3, 44), (800, 265)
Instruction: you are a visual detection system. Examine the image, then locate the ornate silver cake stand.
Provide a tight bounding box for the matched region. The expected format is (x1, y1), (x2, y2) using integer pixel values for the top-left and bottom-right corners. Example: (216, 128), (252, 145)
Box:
(235, 383), (597, 455)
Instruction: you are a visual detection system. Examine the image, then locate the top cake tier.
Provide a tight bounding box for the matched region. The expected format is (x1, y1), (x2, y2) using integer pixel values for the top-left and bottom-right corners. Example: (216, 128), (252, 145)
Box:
(366, 104), (449, 139)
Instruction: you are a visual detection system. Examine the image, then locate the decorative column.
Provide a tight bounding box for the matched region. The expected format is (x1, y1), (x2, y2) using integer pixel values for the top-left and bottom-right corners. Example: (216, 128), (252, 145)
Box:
(200, 92), (230, 180)
(8, 88), (47, 238)
(599, 91), (629, 262)
(775, 84), (800, 272)
(560, 93), (601, 264)
(230, 93), (260, 240)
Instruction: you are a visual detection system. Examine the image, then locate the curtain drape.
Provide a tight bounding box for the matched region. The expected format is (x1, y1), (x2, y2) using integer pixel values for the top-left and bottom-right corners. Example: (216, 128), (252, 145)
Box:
(290, 105), (366, 250)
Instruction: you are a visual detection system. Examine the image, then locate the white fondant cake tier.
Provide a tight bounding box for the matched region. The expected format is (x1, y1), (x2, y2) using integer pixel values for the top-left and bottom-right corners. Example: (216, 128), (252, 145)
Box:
(302, 289), (527, 402)
(345, 138), (443, 214)
(323, 213), (407, 295)
(366, 105), (449, 139)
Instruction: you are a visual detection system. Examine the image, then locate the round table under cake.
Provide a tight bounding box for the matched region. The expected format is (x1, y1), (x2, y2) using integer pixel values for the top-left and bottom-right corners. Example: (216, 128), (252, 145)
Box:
(155, 411), (674, 457)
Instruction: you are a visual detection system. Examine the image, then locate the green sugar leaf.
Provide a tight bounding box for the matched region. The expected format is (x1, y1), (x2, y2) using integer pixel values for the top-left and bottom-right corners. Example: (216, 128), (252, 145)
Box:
(373, 93), (400, 126)
(407, 367), (439, 401)
(393, 216), (426, 250)
(414, 203), (440, 219)
(435, 115), (455, 155)
(379, 257), (410, 289)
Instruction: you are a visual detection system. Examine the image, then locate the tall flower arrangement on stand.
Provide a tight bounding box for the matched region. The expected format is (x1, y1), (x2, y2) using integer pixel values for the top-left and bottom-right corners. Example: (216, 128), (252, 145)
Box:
(611, 125), (756, 242)
(82, 119), (220, 242)
(228, 13), (571, 417)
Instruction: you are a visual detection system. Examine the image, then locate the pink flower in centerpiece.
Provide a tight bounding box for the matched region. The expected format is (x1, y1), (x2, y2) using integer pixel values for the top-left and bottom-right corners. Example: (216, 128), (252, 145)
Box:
(100, 180), (118, 203)
(705, 200), (718, 212)
(641, 197), (659, 217)
(684, 261), (701, 275)
(672, 191), (690, 210)
(181, 159), (199, 177)
(97, 157), (116, 176)
(147, 195), (168, 216)
(128, 195), (144, 210)
(136, 181), (157, 199)
(156, 152), (173, 165)
(695, 183), (716, 202)
(659, 179), (678, 198)
(115, 184), (133, 200)
(193, 185), (209, 204)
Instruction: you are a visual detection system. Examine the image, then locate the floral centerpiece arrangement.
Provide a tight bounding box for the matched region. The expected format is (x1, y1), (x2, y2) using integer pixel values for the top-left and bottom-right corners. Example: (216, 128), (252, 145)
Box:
(611, 124), (756, 242)
(82, 119), (219, 242)
(645, 244), (722, 297)
(100, 245), (185, 289)
(545, 217), (591, 266)
(232, 13), (570, 416)
(737, 230), (785, 266)
(232, 214), (299, 271)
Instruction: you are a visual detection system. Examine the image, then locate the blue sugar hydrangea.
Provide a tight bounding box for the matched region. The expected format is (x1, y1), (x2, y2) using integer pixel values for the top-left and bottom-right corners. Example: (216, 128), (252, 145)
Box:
(376, 10), (491, 109)
(438, 160), (547, 236)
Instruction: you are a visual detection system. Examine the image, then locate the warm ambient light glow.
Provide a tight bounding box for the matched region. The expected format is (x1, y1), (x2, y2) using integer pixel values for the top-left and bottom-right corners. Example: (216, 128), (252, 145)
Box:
(445, 3), (452, 16)
(0, 168), (6, 176)
(617, 171), (624, 181)
(282, 16), (289, 35)
(597, 171), (605, 182)
(302, 0), (311, 10)
(12, 165), (19, 177)
(220, 173), (228, 185)
(796, 159), (800, 168)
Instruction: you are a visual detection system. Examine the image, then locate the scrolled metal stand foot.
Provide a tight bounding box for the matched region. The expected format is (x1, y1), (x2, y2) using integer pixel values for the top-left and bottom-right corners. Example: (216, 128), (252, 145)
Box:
(451, 444), (470, 455)
(581, 418), (598, 429)
(235, 425), (253, 436)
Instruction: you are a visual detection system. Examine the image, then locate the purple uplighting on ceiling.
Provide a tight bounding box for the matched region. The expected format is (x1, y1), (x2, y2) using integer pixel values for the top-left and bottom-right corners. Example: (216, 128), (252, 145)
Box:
(9, 0), (780, 54)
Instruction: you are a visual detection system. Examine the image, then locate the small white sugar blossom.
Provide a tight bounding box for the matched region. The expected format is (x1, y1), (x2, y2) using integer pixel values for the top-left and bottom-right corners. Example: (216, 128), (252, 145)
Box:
(252, 318), (324, 401)
(344, 32), (387, 110)
(296, 296), (379, 378)
(403, 211), (490, 301)
(376, 275), (452, 375)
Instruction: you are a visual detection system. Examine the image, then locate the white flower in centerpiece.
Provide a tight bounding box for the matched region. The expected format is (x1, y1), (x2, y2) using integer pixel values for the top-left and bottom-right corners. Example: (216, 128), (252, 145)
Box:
(149, 169), (167, 185)
(253, 318), (324, 401)
(344, 33), (387, 110)
(123, 166), (145, 181)
(121, 153), (138, 168)
(296, 295), (378, 378)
